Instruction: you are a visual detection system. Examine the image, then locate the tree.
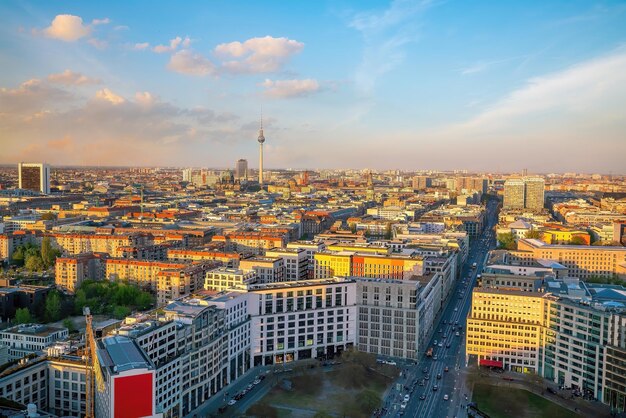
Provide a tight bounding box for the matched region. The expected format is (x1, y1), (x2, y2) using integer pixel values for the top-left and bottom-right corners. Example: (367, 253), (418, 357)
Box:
(41, 212), (55, 221)
(25, 254), (44, 272)
(350, 223), (357, 234)
(62, 318), (76, 333)
(525, 230), (543, 240)
(11, 247), (25, 266)
(113, 305), (131, 319)
(44, 291), (62, 322)
(497, 232), (517, 250)
(14, 308), (32, 324)
(570, 236), (587, 245)
(356, 389), (381, 413)
(41, 237), (54, 268)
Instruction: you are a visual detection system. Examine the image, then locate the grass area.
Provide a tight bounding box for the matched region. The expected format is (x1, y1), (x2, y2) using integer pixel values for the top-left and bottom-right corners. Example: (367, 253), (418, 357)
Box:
(249, 352), (397, 418)
(472, 383), (582, 418)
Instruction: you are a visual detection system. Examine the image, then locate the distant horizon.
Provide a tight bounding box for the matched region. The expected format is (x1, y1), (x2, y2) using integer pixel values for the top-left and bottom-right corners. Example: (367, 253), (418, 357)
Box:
(0, 163), (624, 177)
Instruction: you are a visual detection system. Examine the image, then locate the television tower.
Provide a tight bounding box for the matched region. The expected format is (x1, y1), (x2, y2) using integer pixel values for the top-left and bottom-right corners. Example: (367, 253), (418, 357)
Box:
(258, 113), (266, 186)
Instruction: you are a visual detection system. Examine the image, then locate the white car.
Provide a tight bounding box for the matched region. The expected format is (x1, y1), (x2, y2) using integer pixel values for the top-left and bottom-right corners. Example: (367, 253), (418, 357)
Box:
(253, 379), (261, 385)
(456, 332), (460, 336)
(443, 394), (449, 401)
(228, 399), (236, 406)
(400, 401), (407, 409)
(404, 394), (410, 402)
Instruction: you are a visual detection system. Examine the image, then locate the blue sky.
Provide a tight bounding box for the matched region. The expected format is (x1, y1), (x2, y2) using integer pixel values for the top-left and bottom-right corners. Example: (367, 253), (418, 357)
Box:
(1, 0), (625, 173)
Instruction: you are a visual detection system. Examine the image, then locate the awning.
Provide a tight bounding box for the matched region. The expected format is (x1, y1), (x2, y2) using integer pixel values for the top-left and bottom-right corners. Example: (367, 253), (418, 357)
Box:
(479, 359), (503, 368)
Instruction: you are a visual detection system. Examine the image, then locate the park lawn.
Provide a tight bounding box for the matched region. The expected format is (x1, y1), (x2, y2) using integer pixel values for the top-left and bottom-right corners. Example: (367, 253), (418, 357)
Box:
(472, 383), (582, 418)
(258, 364), (394, 416)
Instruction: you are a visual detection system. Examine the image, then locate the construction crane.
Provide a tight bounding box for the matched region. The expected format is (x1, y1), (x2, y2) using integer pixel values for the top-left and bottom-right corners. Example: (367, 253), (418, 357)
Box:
(83, 307), (96, 418)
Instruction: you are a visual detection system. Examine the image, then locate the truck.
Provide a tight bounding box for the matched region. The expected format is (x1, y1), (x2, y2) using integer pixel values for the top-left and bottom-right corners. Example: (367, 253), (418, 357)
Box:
(426, 347), (434, 357)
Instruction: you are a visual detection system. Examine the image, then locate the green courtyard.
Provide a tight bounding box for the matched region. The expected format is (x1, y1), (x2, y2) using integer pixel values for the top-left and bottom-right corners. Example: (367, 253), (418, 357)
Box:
(472, 383), (583, 418)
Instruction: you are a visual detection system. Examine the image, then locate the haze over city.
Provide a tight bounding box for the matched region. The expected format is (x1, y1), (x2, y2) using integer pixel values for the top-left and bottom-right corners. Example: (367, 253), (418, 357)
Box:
(1, 0), (626, 172)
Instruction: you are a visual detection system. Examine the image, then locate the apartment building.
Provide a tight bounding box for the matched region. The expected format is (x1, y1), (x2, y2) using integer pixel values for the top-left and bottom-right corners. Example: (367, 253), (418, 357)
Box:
(356, 278), (420, 359)
(47, 232), (152, 256)
(239, 257), (285, 284)
(167, 248), (240, 267)
(246, 278), (356, 366)
(314, 252), (425, 280)
(212, 232), (286, 255)
(55, 253), (106, 292)
(516, 238), (626, 279)
(286, 240), (326, 278)
(265, 248), (308, 281)
(105, 259), (216, 305)
(205, 268), (257, 291)
(0, 324), (69, 360)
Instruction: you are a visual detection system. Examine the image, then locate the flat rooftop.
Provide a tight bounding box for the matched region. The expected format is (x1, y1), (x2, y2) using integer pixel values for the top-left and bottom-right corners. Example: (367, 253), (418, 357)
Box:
(98, 335), (152, 373)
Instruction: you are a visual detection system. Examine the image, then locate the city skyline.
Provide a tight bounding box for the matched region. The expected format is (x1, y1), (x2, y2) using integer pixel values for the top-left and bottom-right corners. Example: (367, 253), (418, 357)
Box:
(1, 1), (626, 172)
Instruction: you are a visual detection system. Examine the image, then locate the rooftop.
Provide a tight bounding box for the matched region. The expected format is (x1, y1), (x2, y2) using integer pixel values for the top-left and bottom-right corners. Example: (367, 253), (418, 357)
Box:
(98, 335), (152, 374)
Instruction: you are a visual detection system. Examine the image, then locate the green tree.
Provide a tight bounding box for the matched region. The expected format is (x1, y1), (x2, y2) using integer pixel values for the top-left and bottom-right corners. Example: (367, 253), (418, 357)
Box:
(41, 237), (54, 268)
(570, 236), (587, 245)
(12, 247), (25, 266)
(44, 291), (62, 322)
(497, 232), (517, 250)
(349, 223), (357, 234)
(25, 254), (44, 272)
(41, 212), (56, 221)
(356, 389), (382, 413)
(113, 305), (131, 319)
(14, 308), (33, 324)
(62, 318), (76, 333)
(525, 230), (543, 240)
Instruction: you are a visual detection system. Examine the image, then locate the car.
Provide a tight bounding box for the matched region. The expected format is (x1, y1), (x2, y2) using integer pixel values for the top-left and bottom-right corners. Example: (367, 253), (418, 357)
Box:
(436, 373), (442, 380)
(422, 367), (428, 373)
(387, 361), (397, 366)
(404, 394), (410, 402)
(419, 394), (426, 400)
(444, 366), (449, 372)
(458, 295), (463, 299)
(438, 343), (443, 347)
(418, 380), (425, 386)
(455, 320), (459, 325)
(228, 399), (236, 406)
(424, 375), (430, 380)
(433, 385), (439, 391)
(444, 394), (449, 401)
(247, 383), (254, 390)
(259, 374), (266, 380)
(433, 355), (438, 360)
(439, 329), (443, 334)
(456, 332), (460, 336)
(443, 320), (447, 324)
(400, 401), (407, 409)
(434, 340), (438, 345)
(454, 307), (458, 312)
(253, 379), (261, 385)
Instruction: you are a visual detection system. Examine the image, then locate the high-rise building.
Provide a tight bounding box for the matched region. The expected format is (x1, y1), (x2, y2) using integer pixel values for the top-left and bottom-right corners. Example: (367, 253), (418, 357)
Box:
(503, 178), (525, 209)
(182, 168), (193, 182)
(524, 177), (545, 210)
(18, 162), (50, 194)
(235, 159), (248, 180)
(412, 176), (432, 190)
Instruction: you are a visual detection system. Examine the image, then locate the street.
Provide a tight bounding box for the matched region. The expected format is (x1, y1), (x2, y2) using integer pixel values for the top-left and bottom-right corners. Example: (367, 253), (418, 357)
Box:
(382, 199), (499, 418)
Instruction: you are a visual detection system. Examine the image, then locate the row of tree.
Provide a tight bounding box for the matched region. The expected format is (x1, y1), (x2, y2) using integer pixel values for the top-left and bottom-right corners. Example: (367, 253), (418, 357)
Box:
(12, 280), (155, 327)
(11, 237), (61, 271)
(496, 230), (588, 250)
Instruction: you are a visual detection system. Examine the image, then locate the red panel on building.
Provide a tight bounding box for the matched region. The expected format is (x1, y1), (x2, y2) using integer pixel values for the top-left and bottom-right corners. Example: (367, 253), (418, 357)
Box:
(114, 373), (153, 418)
(479, 359), (503, 368)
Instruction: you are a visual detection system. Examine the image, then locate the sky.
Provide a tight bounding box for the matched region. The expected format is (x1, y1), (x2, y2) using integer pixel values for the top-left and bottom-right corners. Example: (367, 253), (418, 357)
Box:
(1, 0), (625, 173)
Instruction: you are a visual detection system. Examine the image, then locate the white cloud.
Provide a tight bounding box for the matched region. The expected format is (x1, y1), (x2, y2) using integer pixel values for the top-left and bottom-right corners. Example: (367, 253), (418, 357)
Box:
(153, 36), (189, 53)
(453, 49), (626, 133)
(47, 70), (101, 85)
(95, 88), (125, 105)
(135, 91), (157, 106)
(87, 38), (108, 49)
(261, 79), (321, 98)
(43, 14), (92, 42)
(133, 42), (150, 50)
(214, 36), (304, 73)
(167, 50), (215, 76)
(91, 18), (111, 26)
